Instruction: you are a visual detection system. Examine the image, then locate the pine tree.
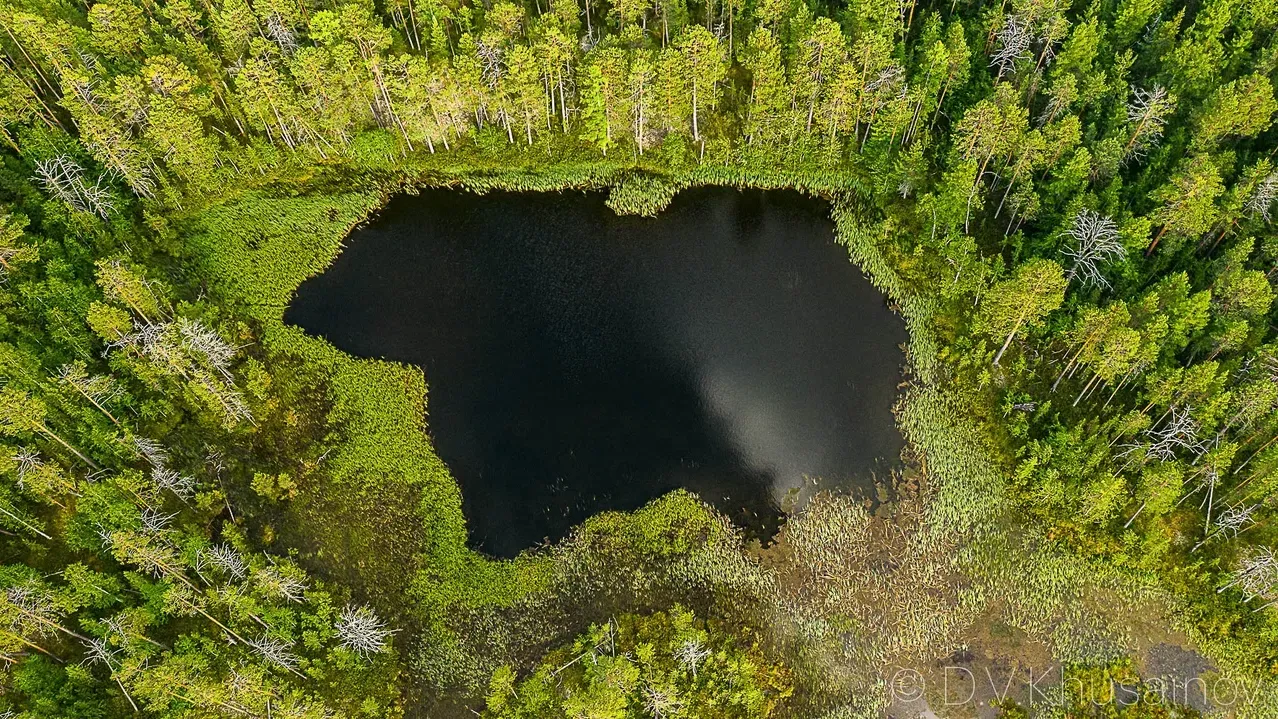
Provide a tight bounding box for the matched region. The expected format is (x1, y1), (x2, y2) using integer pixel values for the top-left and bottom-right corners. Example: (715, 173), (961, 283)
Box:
(580, 63), (613, 155)
(742, 27), (787, 145)
(1193, 73), (1277, 150)
(978, 258), (1068, 365)
(674, 25), (726, 145)
(1147, 155), (1225, 255)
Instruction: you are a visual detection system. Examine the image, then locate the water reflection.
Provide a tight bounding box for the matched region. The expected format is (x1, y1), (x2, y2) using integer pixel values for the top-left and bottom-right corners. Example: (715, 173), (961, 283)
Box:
(286, 187), (906, 557)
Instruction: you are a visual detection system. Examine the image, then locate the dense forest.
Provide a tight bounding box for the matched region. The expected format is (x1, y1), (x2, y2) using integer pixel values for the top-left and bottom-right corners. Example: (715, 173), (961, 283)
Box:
(0, 0), (1276, 715)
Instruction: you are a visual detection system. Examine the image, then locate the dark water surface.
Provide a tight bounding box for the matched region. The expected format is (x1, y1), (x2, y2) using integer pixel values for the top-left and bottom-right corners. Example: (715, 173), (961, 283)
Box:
(286, 188), (906, 557)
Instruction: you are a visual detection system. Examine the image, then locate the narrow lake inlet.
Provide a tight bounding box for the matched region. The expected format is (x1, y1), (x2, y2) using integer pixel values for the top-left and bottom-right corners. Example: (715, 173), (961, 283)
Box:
(286, 187), (907, 557)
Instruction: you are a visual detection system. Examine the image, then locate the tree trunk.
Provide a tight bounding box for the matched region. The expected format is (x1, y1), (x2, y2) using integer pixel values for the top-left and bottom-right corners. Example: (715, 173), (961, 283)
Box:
(635, 86), (645, 152)
(41, 426), (99, 470)
(1145, 224), (1169, 256)
(559, 74), (568, 132)
(1124, 501), (1146, 529)
(1125, 114), (1151, 155)
(691, 75), (700, 141)
(993, 310), (1027, 365)
(0, 505), (51, 539)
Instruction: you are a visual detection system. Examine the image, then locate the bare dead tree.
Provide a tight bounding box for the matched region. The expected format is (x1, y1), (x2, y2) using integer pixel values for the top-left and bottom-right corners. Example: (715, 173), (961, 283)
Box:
(195, 371), (254, 426)
(1060, 209), (1124, 289)
(1144, 406), (1205, 461)
(1037, 82), (1072, 126)
(12, 448), (42, 490)
(1214, 503), (1257, 537)
(133, 323), (189, 375)
(101, 615), (130, 641)
(119, 322), (254, 426)
(4, 584), (85, 641)
(674, 638), (710, 677)
(81, 636), (141, 711)
(81, 636), (117, 668)
(56, 363), (120, 403)
(139, 507), (176, 535)
(1124, 85), (1173, 159)
(5, 585), (60, 638)
(254, 568), (307, 603)
(868, 65), (905, 93)
(1245, 172), (1278, 222)
(264, 14), (299, 55)
(642, 686), (684, 719)
(173, 319), (255, 425)
(271, 697), (330, 719)
(65, 74), (104, 114)
(1257, 351), (1278, 383)
(476, 41), (504, 88)
(57, 363), (123, 424)
(246, 634), (301, 674)
(1189, 466), (1222, 538)
(200, 544), (248, 582)
(991, 16), (1032, 80)
(1220, 548), (1278, 604)
(1193, 502), (1258, 551)
(131, 437), (169, 469)
(334, 605), (395, 658)
(177, 318), (238, 380)
(151, 467), (196, 500)
(223, 666), (261, 703)
(33, 156), (114, 219)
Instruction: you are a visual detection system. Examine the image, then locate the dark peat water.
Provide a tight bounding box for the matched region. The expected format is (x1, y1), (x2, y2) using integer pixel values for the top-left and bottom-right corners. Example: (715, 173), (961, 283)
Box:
(286, 187), (907, 557)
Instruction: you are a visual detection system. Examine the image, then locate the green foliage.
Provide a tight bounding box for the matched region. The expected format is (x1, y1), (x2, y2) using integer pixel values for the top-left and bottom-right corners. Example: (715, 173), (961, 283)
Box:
(482, 607), (793, 718)
(977, 259), (1068, 365)
(0, 0), (1276, 713)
